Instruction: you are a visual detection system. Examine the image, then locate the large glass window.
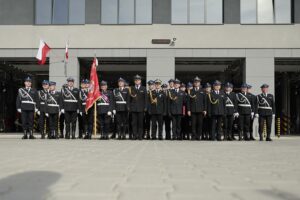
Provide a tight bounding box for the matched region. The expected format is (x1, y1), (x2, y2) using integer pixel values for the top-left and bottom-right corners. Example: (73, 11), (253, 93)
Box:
(35, 0), (85, 25)
(101, 0), (152, 24)
(171, 0), (223, 24)
(241, 0), (291, 24)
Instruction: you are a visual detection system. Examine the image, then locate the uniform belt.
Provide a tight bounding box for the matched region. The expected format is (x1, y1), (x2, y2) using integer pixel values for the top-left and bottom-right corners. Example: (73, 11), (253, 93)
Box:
(48, 104), (59, 107)
(116, 101), (126, 104)
(64, 99), (78, 102)
(40, 102), (45, 105)
(21, 101), (36, 104)
(226, 104), (234, 107)
(258, 106), (272, 110)
(82, 102), (86, 105)
(238, 104), (251, 107)
(97, 103), (109, 106)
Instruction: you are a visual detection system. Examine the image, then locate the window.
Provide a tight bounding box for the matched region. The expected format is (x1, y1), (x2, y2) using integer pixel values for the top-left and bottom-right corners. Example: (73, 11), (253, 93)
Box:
(171, 0), (223, 24)
(101, 0), (152, 24)
(241, 0), (291, 24)
(35, 0), (85, 24)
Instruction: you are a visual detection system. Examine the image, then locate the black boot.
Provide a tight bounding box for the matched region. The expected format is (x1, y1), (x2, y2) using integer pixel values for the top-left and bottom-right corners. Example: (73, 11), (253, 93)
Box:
(249, 132), (256, 140)
(239, 132), (243, 141)
(29, 130), (35, 139)
(22, 130), (28, 139)
(41, 131), (45, 139)
(71, 131), (76, 139)
(65, 132), (70, 139)
(266, 133), (272, 141)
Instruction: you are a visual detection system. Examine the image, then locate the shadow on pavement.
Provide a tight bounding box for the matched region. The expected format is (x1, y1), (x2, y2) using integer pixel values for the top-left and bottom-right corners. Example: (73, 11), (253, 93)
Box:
(259, 189), (300, 200)
(0, 171), (60, 200)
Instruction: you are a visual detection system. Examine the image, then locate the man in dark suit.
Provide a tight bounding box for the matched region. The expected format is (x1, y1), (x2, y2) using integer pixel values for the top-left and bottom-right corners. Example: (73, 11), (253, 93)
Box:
(207, 80), (226, 141)
(168, 79), (186, 140)
(187, 76), (207, 140)
(255, 84), (275, 141)
(129, 75), (147, 140)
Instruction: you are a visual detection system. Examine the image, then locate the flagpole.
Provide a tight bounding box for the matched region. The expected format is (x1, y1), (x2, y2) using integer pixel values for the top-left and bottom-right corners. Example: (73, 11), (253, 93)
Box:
(93, 102), (97, 136)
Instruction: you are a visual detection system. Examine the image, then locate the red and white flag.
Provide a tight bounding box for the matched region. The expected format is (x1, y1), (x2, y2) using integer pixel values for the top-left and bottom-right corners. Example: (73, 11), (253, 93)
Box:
(85, 57), (101, 112)
(36, 39), (51, 65)
(65, 42), (69, 61)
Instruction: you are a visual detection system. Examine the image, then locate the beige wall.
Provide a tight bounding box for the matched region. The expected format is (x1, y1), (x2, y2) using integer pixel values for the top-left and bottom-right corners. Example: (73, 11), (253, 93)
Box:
(0, 24), (300, 49)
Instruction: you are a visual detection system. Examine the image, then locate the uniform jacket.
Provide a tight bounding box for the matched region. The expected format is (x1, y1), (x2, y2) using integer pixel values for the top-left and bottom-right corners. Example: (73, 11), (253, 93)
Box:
(46, 90), (62, 114)
(236, 92), (255, 115)
(186, 88), (207, 113)
(113, 87), (130, 112)
(147, 89), (167, 115)
(61, 86), (80, 111)
(16, 87), (38, 111)
(79, 89), (88, 112)
(37, 89), (48, 112)
(207, 90), (226, 116)
(168, 88), (186, 115)
(128, 85), (147, 112)
(255, 93), (275, 116)
(97, 90), (114, 114)
(224, 92), (237, 115)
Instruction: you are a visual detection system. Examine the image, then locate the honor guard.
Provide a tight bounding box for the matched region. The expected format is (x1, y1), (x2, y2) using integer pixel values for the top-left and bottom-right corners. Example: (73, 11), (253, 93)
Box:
(113, 77), (130, 139)
(128, 75), (148, 140)
(79, 79), (93, 139)
(187, 76), (207, 140)
(202, 83), (212, 140)
(46, 82), (62, 139)
(168, 79), (186, 140)
(255, 84), (275, 141)
(223, 83), (238, 141)
(97, 81), (114, 140)
(164, 79), (175, 140)
(180, 83), (189, 140)
(148, 79), (166, 140)
(37, 80), (49, 139)
(16, 76), (38, 139)
(61, 77), (80, 139)
(236, 83), (255, 141)
(145, 80), (155, 139)
(247, 84), (256, 140)
(208, 80), (226, 141)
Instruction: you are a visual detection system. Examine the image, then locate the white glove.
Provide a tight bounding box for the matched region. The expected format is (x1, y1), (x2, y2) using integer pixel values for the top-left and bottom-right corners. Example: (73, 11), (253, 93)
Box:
(37, 111), (40, 116)
(45, 113), (49, 117)
(61, 109), (65, 114)
(233, 112), (239, 118)
(107, 111), (112, 116)
(80, 112), (82, 116)
(113, 110), (116, 115)
(59, 112), (61, 117)
(203, 111), (207, 116)
(251, 112), (254, 118)
(255, 114), (259, 118)
(17, 109), (21, 113)
(272, 114), (275, 118)
(77, 109), (79, 114)
(35, 108), (38, 113)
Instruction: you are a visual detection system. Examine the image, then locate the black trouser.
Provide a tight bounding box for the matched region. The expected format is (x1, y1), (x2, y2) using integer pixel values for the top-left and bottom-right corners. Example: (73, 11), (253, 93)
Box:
(202, 116), (211, 140)
(39, 111), (48, 134)
(85, 109), (94, 136)
(172, 114), (182, 139)
(59, 114), (65, 137)
(21, 110), (34, 131)
(223, 115), (234, 139)
(116, 111), (128, 138)
(65, 111), (77, 135)
(239, 114), (251, 139)
(211, 115), (223, 140)
(144, 112), (151, 138)
(151, 114), (163, 139)
(181, 115), (190, 140)
(191, 113), (203, 140)
(259, 115), (273, 139)
(49, 113), (58, 137)
(99, 113), (111, 137)
(131, 112), (144, 139)
(78, 113), (84, 137)
(164, 116), (172, 140)
(249, 117), (254, 138)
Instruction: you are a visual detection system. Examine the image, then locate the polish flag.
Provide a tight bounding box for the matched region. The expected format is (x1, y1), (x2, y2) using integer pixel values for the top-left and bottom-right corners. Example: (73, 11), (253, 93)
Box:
(36, 40), (51, 65)
(65, 42), (69, 61)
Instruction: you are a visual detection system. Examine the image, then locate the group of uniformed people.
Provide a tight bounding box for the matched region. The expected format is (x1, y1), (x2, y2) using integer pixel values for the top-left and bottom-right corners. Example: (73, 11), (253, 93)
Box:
(16, 74), (275, 141)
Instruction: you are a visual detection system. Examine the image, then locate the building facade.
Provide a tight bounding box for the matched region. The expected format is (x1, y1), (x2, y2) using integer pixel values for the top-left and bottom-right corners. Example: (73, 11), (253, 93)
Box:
(0, 0), (300, 134)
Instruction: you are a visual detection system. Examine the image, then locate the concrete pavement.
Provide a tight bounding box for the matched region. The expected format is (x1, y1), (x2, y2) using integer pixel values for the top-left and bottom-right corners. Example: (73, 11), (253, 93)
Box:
(0, 135), (299, 200)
